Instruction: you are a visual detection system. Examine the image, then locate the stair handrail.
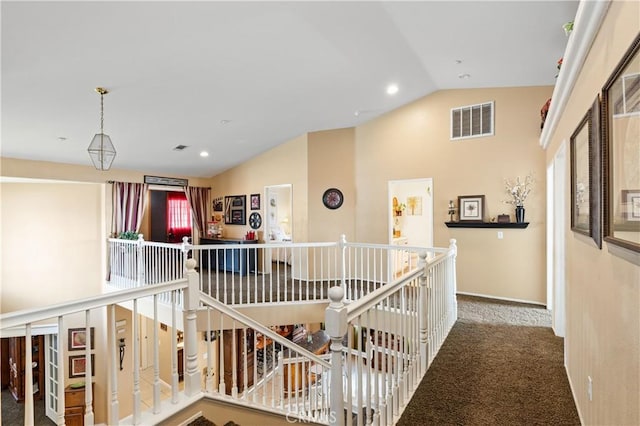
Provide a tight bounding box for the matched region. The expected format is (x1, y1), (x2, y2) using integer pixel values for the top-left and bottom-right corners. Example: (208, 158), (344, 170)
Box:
(0, 279), (187, 331)
(199, 292), (330, 369)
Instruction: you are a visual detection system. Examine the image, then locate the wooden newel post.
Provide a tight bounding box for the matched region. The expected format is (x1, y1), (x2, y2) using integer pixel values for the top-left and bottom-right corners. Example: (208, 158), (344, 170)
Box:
(325, 286), (347, 426)
(183, 258), (202, 396)
(418, 251), (429, 373)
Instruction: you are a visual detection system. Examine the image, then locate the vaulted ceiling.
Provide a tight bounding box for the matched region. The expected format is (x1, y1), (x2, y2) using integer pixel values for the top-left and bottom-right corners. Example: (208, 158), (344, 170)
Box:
(1, 1), (578, 177)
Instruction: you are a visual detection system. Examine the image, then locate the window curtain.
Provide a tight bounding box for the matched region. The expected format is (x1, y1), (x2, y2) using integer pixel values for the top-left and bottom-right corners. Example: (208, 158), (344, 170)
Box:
(111, 182), (148, 237)
(184, 186), (210, 237)
(167, 191), (192, 242)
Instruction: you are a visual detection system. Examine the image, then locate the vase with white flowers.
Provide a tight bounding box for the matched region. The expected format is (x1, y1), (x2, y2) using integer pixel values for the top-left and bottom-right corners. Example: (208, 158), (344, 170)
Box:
(504, 174), (534, 223)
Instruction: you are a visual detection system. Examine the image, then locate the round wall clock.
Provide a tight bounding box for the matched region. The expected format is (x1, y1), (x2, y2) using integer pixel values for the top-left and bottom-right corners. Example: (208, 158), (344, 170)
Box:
(322, 188), (344, 210)
(249, 212), (262, 229)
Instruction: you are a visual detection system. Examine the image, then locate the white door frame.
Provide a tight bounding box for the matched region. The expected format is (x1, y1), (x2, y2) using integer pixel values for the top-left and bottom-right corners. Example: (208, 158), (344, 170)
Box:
(548, 141), (567, 338)
(387, 178), (434, 247)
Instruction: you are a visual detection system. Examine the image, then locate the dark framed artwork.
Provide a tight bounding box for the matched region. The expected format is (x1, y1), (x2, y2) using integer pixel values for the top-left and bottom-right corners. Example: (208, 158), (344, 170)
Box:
(457, 195), (485, 222)
(224, 195), (246, 225)
(570, 96), (602, 249)
(602, 33), (640, 253)
(250, 193), (260, 210)
(69, 354), (95, 378)
(68, 327), (95, 351)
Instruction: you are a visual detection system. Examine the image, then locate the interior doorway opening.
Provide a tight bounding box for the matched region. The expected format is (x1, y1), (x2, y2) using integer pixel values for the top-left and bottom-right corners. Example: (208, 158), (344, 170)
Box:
(388, 178), (434, 247)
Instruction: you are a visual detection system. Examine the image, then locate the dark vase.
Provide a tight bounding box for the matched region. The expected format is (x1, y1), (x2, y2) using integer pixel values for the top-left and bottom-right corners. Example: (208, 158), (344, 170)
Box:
(515, 206), (525, 223)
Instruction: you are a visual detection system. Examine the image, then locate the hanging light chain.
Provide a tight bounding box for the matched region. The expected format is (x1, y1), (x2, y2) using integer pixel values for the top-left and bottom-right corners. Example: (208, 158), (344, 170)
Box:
(96, 87), (108, 134)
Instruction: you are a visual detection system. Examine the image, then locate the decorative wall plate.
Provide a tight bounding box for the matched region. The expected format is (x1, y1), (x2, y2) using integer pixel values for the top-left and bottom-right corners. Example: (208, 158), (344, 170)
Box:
(249, 212), (262, 229)
(322, 188), (344, 209)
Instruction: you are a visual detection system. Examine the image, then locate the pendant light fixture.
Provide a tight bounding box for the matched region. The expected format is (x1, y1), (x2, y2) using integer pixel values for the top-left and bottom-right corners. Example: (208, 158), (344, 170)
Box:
(87, 87), (116, 171)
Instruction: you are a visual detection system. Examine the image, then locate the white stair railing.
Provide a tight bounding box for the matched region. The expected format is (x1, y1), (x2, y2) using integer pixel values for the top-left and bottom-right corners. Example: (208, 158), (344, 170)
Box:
(0, 237), (458, 425)
(107, 236), (441, 308)
(0, 279), (189, 426)
(325, 239), (458, 426)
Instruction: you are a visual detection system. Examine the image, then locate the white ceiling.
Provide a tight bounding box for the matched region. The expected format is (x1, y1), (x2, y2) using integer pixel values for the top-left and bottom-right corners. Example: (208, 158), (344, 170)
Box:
(1, 1), (578, 178)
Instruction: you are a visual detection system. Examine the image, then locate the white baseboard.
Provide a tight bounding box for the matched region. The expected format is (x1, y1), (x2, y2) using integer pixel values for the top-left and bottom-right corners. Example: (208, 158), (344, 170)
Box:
(456, 291), (547, 307)
(565, 363), (584, 425)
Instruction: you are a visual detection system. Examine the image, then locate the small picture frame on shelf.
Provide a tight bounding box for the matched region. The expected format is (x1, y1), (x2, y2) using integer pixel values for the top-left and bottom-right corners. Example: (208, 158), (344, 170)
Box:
(458, 195), (485, 222)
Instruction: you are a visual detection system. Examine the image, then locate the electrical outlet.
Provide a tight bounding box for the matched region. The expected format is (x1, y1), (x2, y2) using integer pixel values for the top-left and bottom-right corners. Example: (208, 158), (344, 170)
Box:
(588, 376), (593, 401)
(497, 231), (503, 239)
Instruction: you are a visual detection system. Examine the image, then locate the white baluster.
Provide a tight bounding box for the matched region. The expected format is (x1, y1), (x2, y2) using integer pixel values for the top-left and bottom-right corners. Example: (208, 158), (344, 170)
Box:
(24, 324), (33, 426)
(109, 306), (119, 425)
(84, 311), (94, 425)
(153, 294), (160, 413)
(171, 290), (179, 403)
(132, 300), (141, 424)
(206, 308), (213, 393)
(136, 234), (144, 286)
(418, 252), (428, 373)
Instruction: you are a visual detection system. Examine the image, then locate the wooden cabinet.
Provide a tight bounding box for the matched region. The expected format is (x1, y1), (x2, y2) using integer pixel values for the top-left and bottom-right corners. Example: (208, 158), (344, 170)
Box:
(64, 383), (94, 426)
(200, 238), (258, 275)
(221, 329), (254, 394)
(7, 336), (45, 402)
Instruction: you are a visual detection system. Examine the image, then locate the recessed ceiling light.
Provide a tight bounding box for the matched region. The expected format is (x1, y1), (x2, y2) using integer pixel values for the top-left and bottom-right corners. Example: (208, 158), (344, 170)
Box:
(220, 119), (231, 125)
(455, 59), (462, 64)
(57, 136), (67, 141)
(458, 73), (471, 79)
(200, 151), (209, 157)
(386, 84), (399, 95)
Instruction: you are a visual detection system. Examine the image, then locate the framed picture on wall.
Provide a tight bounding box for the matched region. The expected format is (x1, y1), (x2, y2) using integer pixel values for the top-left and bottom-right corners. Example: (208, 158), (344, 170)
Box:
(250, 193), (260, 210)
(457, 195), (485, 222)
(601, 32), (639, 253)
(68, 327), (95, 351)
(225, 195), (246, 225)
(69, 354), (95, 378)
(622, 190), (640, 222)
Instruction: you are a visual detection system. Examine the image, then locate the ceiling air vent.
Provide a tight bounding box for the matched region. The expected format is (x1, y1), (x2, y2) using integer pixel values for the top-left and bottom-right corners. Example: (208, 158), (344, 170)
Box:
(451, 101), (494, 140)
(173, 145), (189, 151)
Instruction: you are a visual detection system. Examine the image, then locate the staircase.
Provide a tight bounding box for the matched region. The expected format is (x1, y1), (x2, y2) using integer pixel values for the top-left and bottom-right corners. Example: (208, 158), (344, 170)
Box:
(0, 236), (458, 426)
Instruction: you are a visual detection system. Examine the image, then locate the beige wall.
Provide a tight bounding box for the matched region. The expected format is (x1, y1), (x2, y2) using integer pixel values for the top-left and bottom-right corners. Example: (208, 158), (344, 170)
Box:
(210, 135), (309, 242)
(544, 2), (640, 425)
(308, 128), (356, 242)
(0, 182), (105, 311)
(354, 86), (550, 303)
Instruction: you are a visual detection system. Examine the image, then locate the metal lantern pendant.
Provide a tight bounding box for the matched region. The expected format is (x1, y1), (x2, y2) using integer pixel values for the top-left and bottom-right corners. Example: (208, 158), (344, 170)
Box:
(87, 87), (116, 171)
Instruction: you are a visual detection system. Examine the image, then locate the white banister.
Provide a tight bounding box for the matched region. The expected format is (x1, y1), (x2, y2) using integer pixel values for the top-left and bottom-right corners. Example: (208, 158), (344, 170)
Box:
(84, 311), (94, 425)
(152, 294), (160, 413)
(418, 251), (428, 373)
(182, 258), (202, 396)
(171, 291), (179, 403)
(136, 234), (144, 286)
(326, 286), (347, 426)
(109, 305), (119, 425)
(24, 324), (34, 426)
(57, 315), (66, 426)
(132, 300), (141, 424)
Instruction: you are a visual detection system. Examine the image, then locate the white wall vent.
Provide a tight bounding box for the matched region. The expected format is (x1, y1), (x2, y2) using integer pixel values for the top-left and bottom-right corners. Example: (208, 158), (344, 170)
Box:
(450, 101), (494, 140)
